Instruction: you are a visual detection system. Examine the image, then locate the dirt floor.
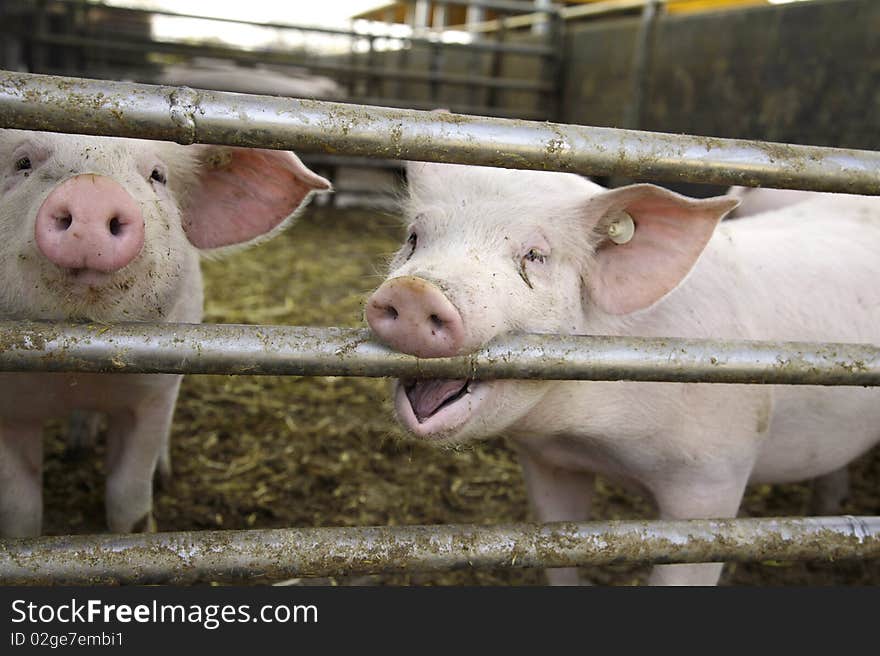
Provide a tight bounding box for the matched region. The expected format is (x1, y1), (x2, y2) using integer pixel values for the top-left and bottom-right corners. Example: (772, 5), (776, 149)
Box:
(42, 203), (880, 585)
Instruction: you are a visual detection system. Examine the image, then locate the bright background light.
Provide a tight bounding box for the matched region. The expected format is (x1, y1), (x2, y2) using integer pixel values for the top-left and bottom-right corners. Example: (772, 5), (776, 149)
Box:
(96, 1), (475, 54)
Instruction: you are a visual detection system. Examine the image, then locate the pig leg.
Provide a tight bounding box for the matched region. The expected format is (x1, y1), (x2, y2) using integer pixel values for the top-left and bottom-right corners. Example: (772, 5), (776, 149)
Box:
(104, 378), (181, 533)
(647, 472), (751, 586)
(67, 408), (173, 491)
(518, 450), (595, 586)
(810, 466), (849, 516)
(0, 421), (43, 537)
(154, 434), (172, 491)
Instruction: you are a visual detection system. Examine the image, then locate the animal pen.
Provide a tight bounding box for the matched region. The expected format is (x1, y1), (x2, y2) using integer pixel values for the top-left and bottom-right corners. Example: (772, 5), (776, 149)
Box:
(0, 0), (878, 585)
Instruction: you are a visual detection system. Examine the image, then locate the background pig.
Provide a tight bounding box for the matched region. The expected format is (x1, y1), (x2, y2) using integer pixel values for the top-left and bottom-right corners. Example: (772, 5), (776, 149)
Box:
(725, 185), (828, 219)
(0, 129), (330, 537)
(366, 162), (880, 585)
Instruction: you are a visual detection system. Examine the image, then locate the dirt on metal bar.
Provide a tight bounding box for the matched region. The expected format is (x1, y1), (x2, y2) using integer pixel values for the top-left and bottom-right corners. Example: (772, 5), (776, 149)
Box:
(1, 321), (879, 386)
(1, 516), (877, 585)
(0, 71), (878, 194)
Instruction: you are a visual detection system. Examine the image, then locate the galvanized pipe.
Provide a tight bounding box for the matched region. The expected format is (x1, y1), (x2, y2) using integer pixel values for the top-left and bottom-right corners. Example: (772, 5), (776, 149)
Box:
(1, 516), (876, 585)
(1, 322), (879, 386)
(0, 72), (878, 193)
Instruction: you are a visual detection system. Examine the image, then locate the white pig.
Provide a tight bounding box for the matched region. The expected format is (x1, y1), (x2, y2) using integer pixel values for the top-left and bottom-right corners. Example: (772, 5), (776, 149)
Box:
(365, 162), (880, 586)
(0, 129), (330, 537)
(725, 185), (827, 219)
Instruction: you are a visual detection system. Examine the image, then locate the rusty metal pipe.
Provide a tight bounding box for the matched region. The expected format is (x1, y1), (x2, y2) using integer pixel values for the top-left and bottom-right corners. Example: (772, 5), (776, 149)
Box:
(0, 322), (879, 386)
(0, 71), (878, 194)
(0, 516), (876, 585)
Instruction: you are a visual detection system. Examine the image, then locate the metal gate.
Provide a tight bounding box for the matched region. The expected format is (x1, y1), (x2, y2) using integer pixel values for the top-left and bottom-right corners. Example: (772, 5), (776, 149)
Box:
(0, 69), (878, 584)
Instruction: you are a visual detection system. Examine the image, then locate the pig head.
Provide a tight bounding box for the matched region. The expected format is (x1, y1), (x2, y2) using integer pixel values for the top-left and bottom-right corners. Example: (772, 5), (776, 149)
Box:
(366, 162), (737, 443)
(0, 129), (329, 536)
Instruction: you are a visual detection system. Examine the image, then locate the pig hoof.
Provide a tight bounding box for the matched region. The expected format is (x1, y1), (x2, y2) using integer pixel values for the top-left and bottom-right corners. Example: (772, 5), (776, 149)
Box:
(130, 512), (157, 534)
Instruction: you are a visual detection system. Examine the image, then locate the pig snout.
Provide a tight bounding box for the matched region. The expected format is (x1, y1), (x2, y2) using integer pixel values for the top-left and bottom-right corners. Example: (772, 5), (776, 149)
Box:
(366, 276), (465, 358)
(34, 174), (145, 275)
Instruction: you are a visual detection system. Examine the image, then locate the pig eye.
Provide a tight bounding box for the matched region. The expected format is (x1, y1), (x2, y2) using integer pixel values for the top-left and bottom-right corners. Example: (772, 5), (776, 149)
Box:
(405, 232), (418, 260)
(15, 156), (31, 172)
(518, 249), (548, 289)
(149, 167), (167, 185)
(524, 249), (546, 264)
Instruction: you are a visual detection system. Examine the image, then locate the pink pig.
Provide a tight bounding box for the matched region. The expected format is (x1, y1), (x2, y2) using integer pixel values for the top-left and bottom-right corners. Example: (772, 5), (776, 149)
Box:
(725, 185), (828, 219)
(0, 129), (329, 537)
(366, 162), (880, 585)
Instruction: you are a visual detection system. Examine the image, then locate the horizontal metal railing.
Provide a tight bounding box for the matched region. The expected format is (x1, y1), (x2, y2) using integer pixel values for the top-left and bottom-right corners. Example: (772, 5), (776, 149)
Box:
(0, 71), (878, 194)
(1, 322), (879, 386)
(1, 516), (876, 585)
(32, 35), (555, 93)
(465, 0), (660, 32)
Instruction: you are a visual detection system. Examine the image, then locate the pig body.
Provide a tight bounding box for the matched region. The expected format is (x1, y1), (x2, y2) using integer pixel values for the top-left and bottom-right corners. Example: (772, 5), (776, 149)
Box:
(366, 163), (880, 585)
(0, 129), (329, 537)
(725, 185), (829, 218)
(726, 186), (854, 514)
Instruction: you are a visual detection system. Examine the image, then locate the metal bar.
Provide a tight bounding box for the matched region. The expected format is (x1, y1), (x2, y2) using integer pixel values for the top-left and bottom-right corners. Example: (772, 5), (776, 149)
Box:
(30, 0), (49, 74)
(403, 0), (561, 13)
(32, 35), (554, 93)
(1, 72), (877, 193)
(564, 0), (665, 21)
(1, 516), (876, 585)
(1, 322), (880, 386)
(366, 36), (378, 99)
(414, 36), (555, 57)
(486, 13), (507, 110)
(464, 0), (658, 33)
(43, 0), (553, 56)
(541, 2), (566, 122)
(429, 41), (442, 104)
(622, 0), (660, 131)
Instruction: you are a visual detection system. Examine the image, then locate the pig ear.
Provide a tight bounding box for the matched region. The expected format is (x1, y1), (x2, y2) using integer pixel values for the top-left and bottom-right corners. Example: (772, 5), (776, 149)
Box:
(182, 146), (331, 250)
(405, 160), (433, 180)
(584, 184), (739, 315)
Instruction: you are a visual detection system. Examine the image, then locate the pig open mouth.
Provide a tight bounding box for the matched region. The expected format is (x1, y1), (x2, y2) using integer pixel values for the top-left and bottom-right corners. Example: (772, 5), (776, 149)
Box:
(395, 378), (491, 439)
(405, 379), (472, 422)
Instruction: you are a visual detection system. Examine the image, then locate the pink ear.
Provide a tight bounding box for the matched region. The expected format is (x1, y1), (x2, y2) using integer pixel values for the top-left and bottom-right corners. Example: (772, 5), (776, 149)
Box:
(182, 147), (331, 250)
(586, 184), (739, 315)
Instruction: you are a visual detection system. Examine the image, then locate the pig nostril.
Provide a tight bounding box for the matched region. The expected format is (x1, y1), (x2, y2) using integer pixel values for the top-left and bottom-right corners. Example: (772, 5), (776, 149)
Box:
(429, 314), (444, 329)
(56, 214), (72, 231)
(385, 305), (399, 320)
(108, 217), (122, 236)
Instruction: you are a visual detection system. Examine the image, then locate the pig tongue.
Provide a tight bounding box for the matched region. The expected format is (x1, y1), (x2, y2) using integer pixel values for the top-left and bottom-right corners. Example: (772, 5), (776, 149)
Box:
(406, 379), (469, 422)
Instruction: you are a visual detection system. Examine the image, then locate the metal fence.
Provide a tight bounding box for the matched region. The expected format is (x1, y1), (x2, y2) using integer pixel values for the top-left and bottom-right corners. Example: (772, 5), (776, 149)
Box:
(4, 0), (566, 121)
(0, 70), (879, 584)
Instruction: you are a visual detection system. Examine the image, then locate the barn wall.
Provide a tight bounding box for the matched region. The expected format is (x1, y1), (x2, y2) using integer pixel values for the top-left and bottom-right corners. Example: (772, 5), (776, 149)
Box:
(561, 0), (880, 150)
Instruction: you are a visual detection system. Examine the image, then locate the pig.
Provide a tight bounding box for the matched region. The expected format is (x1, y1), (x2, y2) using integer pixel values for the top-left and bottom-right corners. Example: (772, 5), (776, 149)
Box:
(0, 129), (330, 537)
(365, 161), (880, 585)
(725, 185), (828, 219)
